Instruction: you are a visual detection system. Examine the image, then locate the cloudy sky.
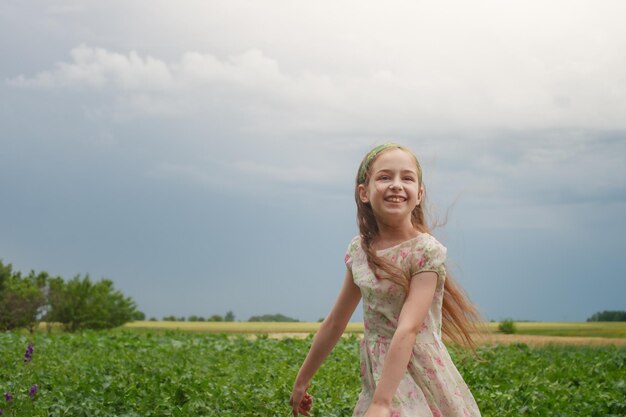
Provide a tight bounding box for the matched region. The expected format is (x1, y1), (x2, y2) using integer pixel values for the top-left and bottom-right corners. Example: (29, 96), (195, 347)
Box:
(1, 0), (625, 322)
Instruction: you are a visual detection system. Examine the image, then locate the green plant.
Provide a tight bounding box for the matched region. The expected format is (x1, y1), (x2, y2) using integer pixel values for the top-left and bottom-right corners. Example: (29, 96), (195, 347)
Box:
(498, 319), (517, 334)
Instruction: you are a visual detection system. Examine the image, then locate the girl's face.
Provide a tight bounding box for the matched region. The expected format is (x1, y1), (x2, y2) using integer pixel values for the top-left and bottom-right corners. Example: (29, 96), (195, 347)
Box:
(358, 148), (423, 223)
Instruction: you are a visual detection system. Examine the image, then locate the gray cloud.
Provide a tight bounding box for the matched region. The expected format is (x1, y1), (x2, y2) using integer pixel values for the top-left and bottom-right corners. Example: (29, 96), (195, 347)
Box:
(2, 1), (625, 321)
(9, 7), (626, 131)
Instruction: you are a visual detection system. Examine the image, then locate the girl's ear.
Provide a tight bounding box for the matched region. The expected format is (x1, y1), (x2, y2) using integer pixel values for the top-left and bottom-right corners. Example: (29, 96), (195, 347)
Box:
(358, 184), (369, 203)
(417, 185), (424, 205)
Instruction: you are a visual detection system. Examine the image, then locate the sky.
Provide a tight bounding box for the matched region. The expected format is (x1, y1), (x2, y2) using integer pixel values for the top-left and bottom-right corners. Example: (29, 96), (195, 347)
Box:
(1, 0), (625, 322)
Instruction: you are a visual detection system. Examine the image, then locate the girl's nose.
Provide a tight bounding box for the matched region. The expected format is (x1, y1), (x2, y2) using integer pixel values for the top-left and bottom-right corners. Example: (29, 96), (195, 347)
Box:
(389, 181), (402, 191)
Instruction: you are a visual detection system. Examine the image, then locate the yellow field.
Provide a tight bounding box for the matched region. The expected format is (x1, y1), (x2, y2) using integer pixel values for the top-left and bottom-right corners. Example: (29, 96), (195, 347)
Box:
(124, 321), (363, 334)
(124, 320), (626, 339)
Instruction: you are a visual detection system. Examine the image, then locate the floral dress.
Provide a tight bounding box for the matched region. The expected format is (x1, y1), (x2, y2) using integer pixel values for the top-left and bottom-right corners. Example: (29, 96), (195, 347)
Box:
(344, 233), (481, 417)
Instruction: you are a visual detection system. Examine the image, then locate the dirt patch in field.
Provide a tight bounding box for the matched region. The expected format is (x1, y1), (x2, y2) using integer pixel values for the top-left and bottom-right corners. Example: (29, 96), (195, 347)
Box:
(261, 332), (626, 347)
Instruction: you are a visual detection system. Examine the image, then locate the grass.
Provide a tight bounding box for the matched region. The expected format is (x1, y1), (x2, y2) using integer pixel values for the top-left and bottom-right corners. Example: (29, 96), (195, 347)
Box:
(1, 331), (625, 417)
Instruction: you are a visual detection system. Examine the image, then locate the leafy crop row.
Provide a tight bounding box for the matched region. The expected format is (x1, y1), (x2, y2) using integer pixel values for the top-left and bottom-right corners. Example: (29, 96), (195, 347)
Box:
(0, 332), (624, 416)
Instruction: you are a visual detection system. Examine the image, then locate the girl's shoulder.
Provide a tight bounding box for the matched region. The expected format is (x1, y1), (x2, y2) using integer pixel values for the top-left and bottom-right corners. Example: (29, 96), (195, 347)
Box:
(346, 235), (362, 255)
(344, 235), (362, 268)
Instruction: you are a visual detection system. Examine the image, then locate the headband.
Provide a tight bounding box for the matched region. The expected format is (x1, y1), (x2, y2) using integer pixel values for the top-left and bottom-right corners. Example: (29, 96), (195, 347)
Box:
(357, 143), (422, 184)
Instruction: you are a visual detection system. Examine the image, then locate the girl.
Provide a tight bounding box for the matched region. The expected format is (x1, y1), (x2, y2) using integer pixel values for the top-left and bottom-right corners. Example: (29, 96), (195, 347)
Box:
(290, 143), (482, 417)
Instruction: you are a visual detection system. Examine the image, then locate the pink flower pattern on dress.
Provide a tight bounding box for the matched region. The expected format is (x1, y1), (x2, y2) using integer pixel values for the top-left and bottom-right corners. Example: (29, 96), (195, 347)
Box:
(345, 234), (482, 417)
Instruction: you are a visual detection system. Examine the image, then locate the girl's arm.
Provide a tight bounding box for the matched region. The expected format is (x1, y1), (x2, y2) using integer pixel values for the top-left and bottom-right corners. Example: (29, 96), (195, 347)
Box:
(290, 269), (362, 415)
(364, 272), (438, 417)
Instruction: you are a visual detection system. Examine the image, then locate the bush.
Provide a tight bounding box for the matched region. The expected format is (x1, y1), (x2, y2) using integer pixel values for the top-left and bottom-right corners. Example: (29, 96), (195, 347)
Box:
(498, 319), (517, 334)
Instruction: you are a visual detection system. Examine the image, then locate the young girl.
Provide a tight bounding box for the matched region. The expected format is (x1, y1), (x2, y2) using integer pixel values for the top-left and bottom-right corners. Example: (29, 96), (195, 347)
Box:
(290, 143), (482, 417)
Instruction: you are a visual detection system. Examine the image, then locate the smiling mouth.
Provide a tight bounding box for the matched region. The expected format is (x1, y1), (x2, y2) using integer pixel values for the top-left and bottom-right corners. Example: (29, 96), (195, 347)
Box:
(385, 196), (406, 203)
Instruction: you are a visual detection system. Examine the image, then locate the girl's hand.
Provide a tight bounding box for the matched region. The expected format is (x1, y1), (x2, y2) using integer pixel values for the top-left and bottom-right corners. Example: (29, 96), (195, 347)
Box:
(363, 403), (392, 417)
(289, 384), (313, 416)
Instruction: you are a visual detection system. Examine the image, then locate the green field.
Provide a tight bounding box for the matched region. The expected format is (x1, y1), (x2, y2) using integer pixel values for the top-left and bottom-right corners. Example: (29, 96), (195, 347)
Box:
(123, 320), (626, 339)
(1, 331), (624, 417)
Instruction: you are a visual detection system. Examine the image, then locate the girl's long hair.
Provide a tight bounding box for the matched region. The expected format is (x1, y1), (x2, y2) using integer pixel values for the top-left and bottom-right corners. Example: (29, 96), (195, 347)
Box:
(355, 144), (483, 350)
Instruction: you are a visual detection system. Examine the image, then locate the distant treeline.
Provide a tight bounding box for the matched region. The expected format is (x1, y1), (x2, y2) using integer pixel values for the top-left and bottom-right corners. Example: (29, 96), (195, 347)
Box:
(156, 313), (300, 322)
(160, 311), (236, 322)
(587, 310), (626, 322)
(0, 260), (143, 332)
(248, 313), (299, 322)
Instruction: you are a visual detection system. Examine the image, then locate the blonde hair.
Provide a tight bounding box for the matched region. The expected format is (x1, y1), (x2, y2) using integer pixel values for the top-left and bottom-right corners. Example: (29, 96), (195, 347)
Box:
(355, 143), (483, 350)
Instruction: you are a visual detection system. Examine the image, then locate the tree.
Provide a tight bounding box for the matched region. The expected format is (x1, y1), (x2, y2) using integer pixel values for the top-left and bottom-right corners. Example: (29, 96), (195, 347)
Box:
(224, 310), (235, 322)
(46, 274), (140, 331)
(0, 260), (142, 332)
(0, 261), (47, 332)
(587, 310), (626, 322)
(208, 314), (223, 322)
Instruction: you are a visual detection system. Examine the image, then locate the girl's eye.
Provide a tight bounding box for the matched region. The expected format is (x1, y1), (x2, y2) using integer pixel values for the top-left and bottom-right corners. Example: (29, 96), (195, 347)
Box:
(404, 177), (415, 181)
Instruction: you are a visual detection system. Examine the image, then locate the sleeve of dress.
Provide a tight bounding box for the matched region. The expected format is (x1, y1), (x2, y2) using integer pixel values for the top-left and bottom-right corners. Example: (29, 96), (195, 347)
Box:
(344, 236), (358, 272)
(409, 238), (447, 287)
